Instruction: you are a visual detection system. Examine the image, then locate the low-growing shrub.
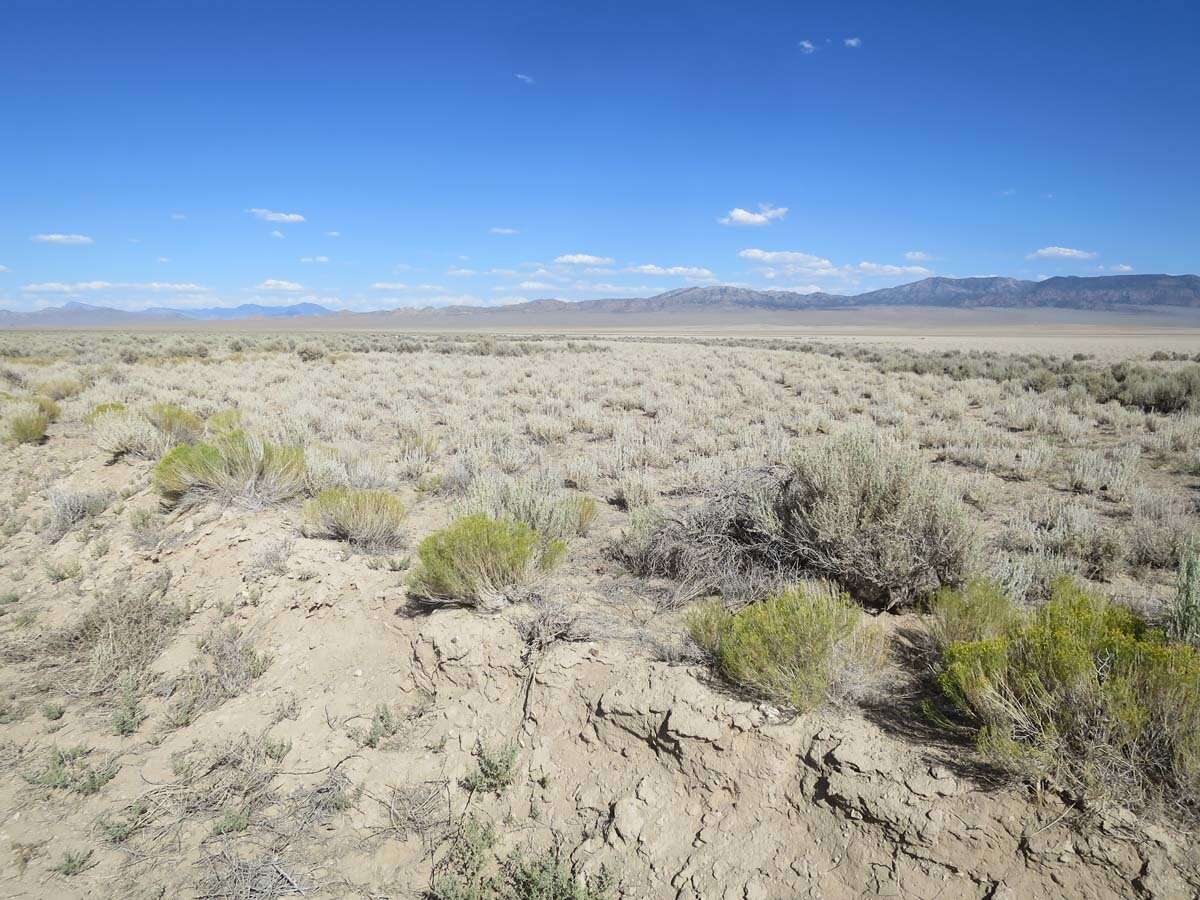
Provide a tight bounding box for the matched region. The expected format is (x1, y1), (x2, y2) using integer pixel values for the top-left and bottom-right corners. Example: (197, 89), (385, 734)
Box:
(84, 401), (126, 424)
(146, 402), (203, 444)
(32, 395), (61, 422)
(303, 487), (407, 550)
(92, 409), (172, 460)
(408, 515), (564, 606)
(461, 473), (595, 540)
(689, 582), (885, 711)
(7, 404), (48, 444)
(1168, 547), (1200, 648)
(620, 431), (977, 609)
(153, 430), (306, 507)
(36, 377), (83, 401)
(778, 431), (979, 608)
(926, 578), (1017, 650)
(935, 577), (1200, 819)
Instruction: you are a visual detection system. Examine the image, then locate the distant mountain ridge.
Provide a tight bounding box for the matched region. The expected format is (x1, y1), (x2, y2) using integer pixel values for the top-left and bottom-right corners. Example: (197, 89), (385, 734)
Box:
(2, 274), (1198, 327)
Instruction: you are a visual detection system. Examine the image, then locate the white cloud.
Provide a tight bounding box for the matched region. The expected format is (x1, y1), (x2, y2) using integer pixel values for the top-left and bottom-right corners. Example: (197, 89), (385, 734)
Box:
(719, 203), (788, 227)
(844, 37), (861, 47)
(518, 281), (556, 290)
(488, 267), (520, 276)
(0, 265), (8, 273)
(157, 257), (170, 263)
(371, 282), (447, 292)
(23, 281), (210, 293)
(489, 227), (519, 235)
(247, 208), (305, 223)
(1027, 246), (1097, 260)
(798, 40), (815, 54)
(300, 256), (330, 263)
(904, 250), (933, 261)
(739, 248), (832, 267)
(447, 267), (477, 276)
(1110, 263), (1133, 272)
(625, 264), (715, 279)
(326, 231), (341, 238)
(515, 73), (535, 85)
(255, 279), (304, 292)
(170, 212), (187, 220)
(270, 229), (285, 239)
(854, 261), (932, 277)
(32, 233), (93, 245)
(555, 253), (615, 265)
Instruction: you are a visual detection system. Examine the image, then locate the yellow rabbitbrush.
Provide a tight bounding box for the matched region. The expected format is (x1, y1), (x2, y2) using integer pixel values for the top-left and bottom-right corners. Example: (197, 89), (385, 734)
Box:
(153, 430), (305, 508)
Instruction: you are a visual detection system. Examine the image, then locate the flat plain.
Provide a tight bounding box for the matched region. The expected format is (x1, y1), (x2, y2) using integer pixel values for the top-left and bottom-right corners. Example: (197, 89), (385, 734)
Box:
(0, 327), (1198, 899)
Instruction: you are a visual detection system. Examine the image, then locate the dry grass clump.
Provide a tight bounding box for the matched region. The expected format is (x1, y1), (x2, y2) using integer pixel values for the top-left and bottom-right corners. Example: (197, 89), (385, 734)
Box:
(45, 487), (113, 542)
(145, 402), (204, 444)
(303, 487), (407, 550)
(11, 571), (186, 695)
(934, 577), (1200, 820)
(153, 430), (306, 507)
(689, 582), (885, 711)
(408, 515), (565, 606)
(167, 625), (270, 727)
(35, 377), (83, 401)
(6, 403), (49, 445)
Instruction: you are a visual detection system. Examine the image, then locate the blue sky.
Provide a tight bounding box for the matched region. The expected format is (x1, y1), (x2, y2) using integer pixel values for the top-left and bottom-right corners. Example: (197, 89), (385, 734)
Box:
(1, 0), (1197, 311)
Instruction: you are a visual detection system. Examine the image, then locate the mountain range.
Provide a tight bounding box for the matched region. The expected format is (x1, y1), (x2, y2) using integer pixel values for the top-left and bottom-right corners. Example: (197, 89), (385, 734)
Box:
(2, 274), (1199, 328)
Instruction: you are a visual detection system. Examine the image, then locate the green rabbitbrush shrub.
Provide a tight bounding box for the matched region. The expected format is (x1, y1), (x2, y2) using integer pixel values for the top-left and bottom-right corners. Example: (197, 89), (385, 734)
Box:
(303, 487), (407, 550)
(408, 515), (564, 606)
(153, 430), (305, 507)
(935, 577), (1200, 819)
(689, 582), (885, 712)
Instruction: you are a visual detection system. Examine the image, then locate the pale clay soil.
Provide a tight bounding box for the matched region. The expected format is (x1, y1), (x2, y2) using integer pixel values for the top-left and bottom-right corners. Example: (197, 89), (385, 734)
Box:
(0, 332), (1198, 899)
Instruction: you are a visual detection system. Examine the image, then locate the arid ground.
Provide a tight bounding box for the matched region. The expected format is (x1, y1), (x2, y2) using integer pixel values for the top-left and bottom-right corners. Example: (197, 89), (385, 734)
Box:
(1, 328), (1198, 899)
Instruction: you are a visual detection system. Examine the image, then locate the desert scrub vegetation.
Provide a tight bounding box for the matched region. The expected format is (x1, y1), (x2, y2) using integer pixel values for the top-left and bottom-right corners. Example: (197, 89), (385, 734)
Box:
(153, 429), (306, 507)
(6, 403), (49, 445)
(689, 582), (885, 711)
(933, 577), (1200, 820)
(1168, 547), (1200, 647)
(622, 430), (977, 609)
(408, 515), (565, 606)
(167, 625), (270, 727)
(460, 473), (596, 540)
(303, 487), (407, 550)
(430, 818), (614, 900)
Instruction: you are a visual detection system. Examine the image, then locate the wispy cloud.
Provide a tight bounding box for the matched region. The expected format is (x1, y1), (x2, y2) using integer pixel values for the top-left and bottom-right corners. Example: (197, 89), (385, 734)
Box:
(447, 267), (477, 276)
(247, 208), (305, 223)
(170, 212), (187, 221)
(1105, 263), (1133, 272)
(719, 203), (788, 227)
(32, 233), (93, 245)
(515, 73), (535, 85)
(844, 37), (861, 47)
(300, 256), (329, 263)
(371, 282), (447, 291)
(23, 280), (209, 293)
(798, 40), (815, 54)
(740, 248), (933, 282)
(625, 264), (715, 279)
(0, 265), (8, 273)
(1027, 246), (1097, 260)
(489, 227), (519, 235)
(326, 230), (341, 238)
(255, 279), (304, 292)
(555, 253), (615, 265)
(270, 229), (285, 239)
(854, 261), (932, 277)
(904, 250), (933, 261)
